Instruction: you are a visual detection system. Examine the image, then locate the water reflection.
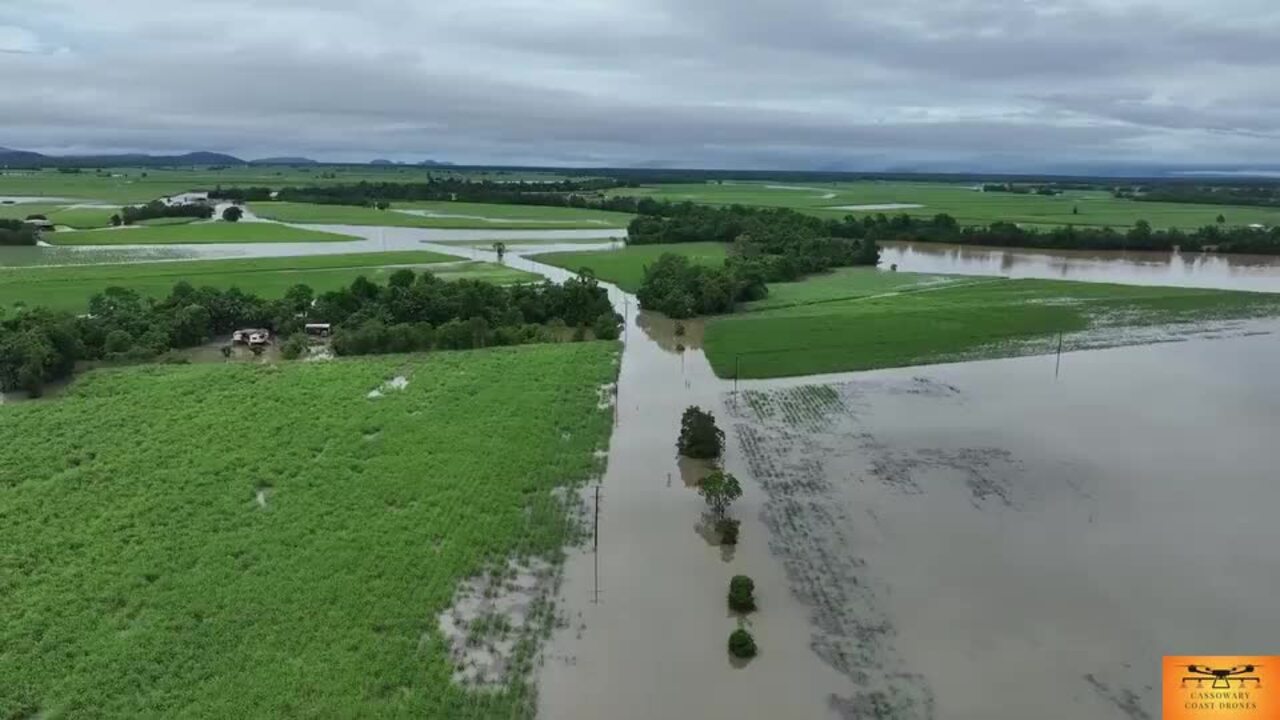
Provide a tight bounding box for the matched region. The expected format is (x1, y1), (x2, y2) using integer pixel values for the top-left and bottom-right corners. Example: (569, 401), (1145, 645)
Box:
(881, 241), (1280, 292)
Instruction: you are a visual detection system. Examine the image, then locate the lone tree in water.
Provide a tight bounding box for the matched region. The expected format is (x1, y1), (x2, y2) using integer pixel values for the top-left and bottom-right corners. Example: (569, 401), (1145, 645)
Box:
(492, 241), (507, 263)
(678, 405), (724, 459)
(222, 205), (244, 223)
(699, 470), (742, 519)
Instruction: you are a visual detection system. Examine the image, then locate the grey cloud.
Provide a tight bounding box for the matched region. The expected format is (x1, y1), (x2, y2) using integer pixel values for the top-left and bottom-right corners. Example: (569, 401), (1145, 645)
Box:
(1, 0), (1278, 170)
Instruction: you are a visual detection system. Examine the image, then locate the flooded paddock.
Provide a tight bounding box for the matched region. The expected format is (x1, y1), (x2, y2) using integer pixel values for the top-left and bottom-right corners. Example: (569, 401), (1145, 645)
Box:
(880, 241), (1280, 292)
(721, 329), (1280, 719)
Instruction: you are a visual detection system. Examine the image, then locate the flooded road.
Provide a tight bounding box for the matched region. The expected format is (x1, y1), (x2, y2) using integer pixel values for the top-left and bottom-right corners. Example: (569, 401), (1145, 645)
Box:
(881, 241), (1280, 292)
(0, 225), (621, 268)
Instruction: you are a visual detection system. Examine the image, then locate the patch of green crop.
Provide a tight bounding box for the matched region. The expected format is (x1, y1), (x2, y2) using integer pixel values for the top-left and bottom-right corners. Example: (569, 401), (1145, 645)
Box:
(705, 277), (1280, 378)
(252, 201), (630, 230)
(532, 242), (727, 292)
(0, 343), (617, 718)
(0, 251), (532, 313)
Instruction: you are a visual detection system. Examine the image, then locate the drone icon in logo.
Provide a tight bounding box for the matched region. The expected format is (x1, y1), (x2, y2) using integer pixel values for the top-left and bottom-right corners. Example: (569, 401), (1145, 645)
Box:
(1180, 664), (1263, 690)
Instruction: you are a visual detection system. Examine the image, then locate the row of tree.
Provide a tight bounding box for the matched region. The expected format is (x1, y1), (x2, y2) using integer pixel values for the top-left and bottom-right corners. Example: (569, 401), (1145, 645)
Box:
(0, 219), (38, 246)
(629, 205), (882, 318)
(853, 213), (1280, 254)
(0, 269), (619, 396)
(113, 201), (214, 226)
(1118, 185), (1280, 208)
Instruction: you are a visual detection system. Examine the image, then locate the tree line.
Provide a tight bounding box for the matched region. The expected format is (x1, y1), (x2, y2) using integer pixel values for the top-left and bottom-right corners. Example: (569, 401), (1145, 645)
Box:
(1117, 185), (1280, 208)
(855, 213), (1280, 254)
(0, 270), (619, 396)
(630, 205), (881, 318)
(112, 201), (215, 226)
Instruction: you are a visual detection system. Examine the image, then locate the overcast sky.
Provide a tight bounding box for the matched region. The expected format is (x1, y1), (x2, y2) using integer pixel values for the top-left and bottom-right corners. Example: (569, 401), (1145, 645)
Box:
(2, 0), (1279, 171)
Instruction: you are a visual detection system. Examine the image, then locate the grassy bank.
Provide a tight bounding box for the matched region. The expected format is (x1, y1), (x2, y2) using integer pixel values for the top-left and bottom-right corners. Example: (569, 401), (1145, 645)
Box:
(0, 251), (540, 312)
(0, 343), (617, 718)
(532, 242), (727, 291)
(704, 271), (1280, 378)
(49, 222), (357, 245)
(252, 201), (631, 229)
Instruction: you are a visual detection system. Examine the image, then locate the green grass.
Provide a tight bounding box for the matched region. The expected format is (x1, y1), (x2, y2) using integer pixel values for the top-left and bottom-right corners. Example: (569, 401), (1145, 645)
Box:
(251, 201), (631, 229)
(49, 222), (357, 245)
(135, 216), (200, 227)
(0, 203), (117, 230)
(532, 242), (728, 292)
(0, 343), (617, 718)
(704, 275), (1280, 378)
(609, 181), (1280, 231)
(0, 251), (539, 312)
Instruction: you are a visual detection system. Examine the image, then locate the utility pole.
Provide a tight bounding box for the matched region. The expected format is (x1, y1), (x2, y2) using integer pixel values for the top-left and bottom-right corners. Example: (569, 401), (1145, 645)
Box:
(735, 354), (741, 393)
(1055, 332), (1063, 379)
(592, 484), (602, 604)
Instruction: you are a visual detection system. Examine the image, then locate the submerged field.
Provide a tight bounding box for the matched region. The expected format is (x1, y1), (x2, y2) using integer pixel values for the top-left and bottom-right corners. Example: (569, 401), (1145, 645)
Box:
(704, 270), (1280, 378)
(49, 222), (357, 245)
(610, 181), (1280, 230)
(251, 201), (631, 230)
(0, 251), (538, 312)
(0, 343), (617, 718)
(532, 242), (727, 291)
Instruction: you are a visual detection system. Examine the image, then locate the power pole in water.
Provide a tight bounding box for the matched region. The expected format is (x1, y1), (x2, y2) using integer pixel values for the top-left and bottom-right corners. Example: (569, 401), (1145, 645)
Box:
(592, 484), (602, 604)
(1055, 332), (1064, 379)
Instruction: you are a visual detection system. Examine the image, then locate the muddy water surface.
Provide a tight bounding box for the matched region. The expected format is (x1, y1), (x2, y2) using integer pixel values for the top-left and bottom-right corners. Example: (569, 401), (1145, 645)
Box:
(881, 241), (1280, 292)
(725, 330), (1280, 719)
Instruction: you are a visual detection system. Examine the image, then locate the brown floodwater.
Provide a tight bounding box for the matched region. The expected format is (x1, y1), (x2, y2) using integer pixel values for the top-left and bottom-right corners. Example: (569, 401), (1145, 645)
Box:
(508, 229), (1280, 719)
(880, 241), (1280, 292)
(722, 328), (1280, 719)
(7, 222), (1277, 718)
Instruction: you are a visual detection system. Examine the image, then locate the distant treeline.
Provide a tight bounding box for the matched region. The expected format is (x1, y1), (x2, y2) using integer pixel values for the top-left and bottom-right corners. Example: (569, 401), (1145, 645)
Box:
(630, 204), (881, 318)
(115, 201), (214, 226)
(208, 178), (640, 210)
(981, 183), (1061, 196)
(0, 271), (618, 396)
(864, 213), (1280, 254)
(1117, 185), (1280, 208)
(0, 219), (38, 246)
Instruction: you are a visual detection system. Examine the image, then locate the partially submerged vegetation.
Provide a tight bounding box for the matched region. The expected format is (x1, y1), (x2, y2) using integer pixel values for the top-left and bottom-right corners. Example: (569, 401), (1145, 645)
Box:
(0, 343), (617, 717)
(703, 271), (1280, 378)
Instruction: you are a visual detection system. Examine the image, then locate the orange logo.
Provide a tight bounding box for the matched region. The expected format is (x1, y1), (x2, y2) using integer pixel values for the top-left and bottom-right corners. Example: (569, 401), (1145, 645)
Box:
(1164, 656), (1279, 719)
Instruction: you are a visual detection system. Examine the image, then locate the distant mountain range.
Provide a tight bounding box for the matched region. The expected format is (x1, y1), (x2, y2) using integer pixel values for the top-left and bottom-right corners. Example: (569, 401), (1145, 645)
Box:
(0, 147), (455, 169)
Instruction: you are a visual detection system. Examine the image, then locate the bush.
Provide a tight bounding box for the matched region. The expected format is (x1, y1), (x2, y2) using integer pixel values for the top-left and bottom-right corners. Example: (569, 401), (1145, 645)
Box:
(592, 311), (621, 340)
(717, 517), (740, 545)
(728, 628), (757, 659)
(728, 575), (756, 613)
(678, 405), (723, 459)
(280, 333), (309, 360)
(221, 206), (244, 223)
